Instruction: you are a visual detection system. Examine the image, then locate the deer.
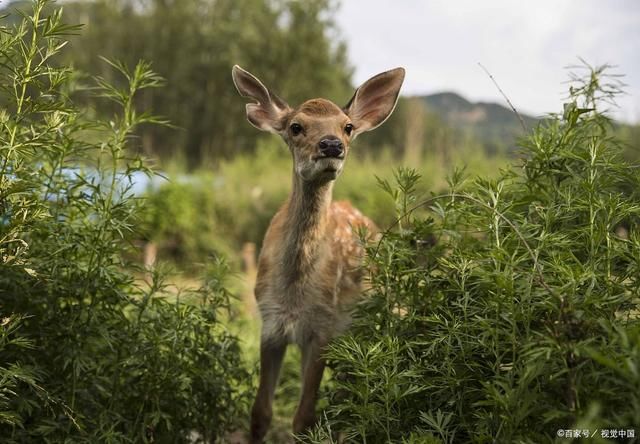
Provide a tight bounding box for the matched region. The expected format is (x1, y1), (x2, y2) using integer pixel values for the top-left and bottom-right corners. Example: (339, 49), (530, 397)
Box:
(231, 64), (405, 442)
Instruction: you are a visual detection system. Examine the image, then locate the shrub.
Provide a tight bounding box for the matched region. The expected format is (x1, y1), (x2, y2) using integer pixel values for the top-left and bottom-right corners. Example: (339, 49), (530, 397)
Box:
(309, 63), (640, 443)
(0, 1), (250, 442)
(142, 176), (234, 267)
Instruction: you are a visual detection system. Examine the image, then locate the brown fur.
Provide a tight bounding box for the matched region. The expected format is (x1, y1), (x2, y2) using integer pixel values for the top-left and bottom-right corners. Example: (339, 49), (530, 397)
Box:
(255, 182), (376, 345)
(231, 64), (404, 442)
(296, 98), (343, 117)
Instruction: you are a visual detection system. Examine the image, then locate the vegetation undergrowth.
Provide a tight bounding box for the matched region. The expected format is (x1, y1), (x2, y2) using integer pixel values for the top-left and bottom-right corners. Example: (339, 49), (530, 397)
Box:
(301, 64), (640, 443)
(0, 2), (250, 442)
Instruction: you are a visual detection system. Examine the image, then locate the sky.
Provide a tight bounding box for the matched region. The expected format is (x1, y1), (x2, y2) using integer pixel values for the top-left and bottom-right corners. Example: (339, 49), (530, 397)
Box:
(335, 0), (640, 123)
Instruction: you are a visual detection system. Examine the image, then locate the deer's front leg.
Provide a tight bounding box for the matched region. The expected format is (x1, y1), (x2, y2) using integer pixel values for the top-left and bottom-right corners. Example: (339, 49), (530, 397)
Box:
(293, 336), (327, 435)
(251, 335), (286, 444)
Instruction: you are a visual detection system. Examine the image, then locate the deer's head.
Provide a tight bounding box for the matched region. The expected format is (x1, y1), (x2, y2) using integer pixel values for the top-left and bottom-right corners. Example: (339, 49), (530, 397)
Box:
(232, 66), (405, 184)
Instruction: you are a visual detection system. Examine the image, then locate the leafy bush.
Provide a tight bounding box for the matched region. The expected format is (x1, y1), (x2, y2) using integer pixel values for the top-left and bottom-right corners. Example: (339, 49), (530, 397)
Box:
(308, 64), (640, 443)
(142, 175), (234, 267)
(0, 1), (249, 442)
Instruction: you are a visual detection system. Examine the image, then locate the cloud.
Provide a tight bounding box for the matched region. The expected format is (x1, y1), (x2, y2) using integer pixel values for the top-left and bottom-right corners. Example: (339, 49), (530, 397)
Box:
(336, 0), (640, 122)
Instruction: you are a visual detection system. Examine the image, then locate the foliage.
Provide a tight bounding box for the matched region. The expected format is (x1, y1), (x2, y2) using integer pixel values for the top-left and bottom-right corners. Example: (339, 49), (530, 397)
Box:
(304, 64), (640, 443)
(49, 0), (353, 167)
(0, 2), (250, 442)
(0, 315), (43, 429)
(142, 175), (233, 267)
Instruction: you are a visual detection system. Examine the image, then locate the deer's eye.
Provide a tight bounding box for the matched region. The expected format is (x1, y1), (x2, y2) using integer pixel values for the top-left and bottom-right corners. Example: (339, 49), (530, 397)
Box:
(344, 123), (354, 136)
(290, 123), (303, 136)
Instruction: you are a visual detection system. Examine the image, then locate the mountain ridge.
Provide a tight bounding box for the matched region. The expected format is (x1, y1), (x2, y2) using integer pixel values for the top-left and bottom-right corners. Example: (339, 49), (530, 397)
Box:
(415, 91), (540, 152)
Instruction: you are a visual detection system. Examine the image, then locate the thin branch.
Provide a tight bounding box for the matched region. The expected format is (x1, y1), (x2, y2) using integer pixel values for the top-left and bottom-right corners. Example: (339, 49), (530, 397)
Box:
(478, 62), (528, 132)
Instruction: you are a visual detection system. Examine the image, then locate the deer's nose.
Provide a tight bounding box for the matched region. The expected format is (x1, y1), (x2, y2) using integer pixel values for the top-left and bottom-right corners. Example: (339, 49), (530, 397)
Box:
(318, 137), (344, 158)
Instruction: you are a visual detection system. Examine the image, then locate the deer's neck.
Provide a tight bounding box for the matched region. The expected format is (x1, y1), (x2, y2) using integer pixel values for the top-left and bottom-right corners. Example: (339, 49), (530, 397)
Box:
(281, 175), (333, 284)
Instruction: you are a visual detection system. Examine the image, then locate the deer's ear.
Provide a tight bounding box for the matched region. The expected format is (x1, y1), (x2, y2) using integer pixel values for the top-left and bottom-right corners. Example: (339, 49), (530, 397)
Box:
(344, 67), (405, 136)
(232, 65), (290, 133)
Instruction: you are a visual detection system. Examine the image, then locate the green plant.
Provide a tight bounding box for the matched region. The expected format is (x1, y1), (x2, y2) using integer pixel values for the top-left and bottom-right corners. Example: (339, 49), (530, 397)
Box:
(306, 63), (640, 443)
(0, 1), (250, 442)
(142, 176), (235, 267)
(0, 315), (46, 429)
(50, 0), (353, 167)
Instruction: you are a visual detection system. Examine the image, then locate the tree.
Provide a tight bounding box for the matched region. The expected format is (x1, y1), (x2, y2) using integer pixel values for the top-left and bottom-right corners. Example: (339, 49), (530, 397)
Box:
(53, 0), (353, 167)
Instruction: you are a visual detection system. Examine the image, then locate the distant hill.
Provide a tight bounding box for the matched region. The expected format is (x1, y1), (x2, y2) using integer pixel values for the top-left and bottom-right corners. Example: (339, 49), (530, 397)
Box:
(418, 92), (540, 153)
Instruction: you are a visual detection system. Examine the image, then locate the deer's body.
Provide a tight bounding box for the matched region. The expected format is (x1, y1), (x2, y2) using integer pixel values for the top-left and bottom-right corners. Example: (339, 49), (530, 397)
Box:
(232, 66), (404, 442)
(257, 195), (375, 347)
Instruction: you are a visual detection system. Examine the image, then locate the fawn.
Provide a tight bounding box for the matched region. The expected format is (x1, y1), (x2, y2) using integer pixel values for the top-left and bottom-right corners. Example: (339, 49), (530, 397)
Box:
(231, 65), (405, 442)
